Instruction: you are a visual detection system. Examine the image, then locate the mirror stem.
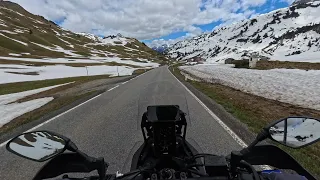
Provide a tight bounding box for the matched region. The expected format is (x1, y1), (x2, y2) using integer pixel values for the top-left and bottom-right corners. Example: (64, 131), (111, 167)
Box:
(66, 139), (107, 180)
(66, 140), (78, 152)
(241, 129), (269, 154)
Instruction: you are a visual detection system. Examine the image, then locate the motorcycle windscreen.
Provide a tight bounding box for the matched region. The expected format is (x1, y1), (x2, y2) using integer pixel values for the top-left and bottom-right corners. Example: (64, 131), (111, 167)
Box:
(138, 80), (190, 125)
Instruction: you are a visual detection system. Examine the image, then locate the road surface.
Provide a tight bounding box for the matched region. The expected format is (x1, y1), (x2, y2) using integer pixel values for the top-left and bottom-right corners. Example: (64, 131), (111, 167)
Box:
(0, 66), (242, 179)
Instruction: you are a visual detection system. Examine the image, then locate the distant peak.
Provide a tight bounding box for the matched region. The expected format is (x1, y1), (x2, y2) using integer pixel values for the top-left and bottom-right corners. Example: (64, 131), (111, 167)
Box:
(292, 0), (320, 5)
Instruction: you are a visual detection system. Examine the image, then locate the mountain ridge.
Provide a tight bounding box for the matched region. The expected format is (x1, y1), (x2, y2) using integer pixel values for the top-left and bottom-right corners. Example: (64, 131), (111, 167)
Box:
(167, 1), (320, 63)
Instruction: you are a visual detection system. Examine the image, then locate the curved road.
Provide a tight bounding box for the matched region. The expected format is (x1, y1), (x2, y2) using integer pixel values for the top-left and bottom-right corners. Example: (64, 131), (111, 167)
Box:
(0, 66), (242, 179)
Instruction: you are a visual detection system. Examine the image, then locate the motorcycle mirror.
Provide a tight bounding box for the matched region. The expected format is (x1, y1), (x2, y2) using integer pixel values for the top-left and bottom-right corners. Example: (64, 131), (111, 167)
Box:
(267, 117), (320, 148)
(6, 131), (68, 162)
(243, 116), (320, 153)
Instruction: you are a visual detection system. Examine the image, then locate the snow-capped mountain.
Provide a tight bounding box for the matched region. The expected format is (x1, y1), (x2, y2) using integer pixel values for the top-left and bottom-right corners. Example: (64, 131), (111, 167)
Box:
(76, 32), (131, 45)
(292, 0), (320, 5)
(167, 1), (320, 63)
(152, 44), (169, 53)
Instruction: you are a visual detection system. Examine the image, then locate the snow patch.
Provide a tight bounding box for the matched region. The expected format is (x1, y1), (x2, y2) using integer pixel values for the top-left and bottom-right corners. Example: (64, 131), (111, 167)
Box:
(180, 65), (320, 110)
(14, 29), (26, 33)
(9, 53), (22, 56)
(0, 82), (73, 127)
(0, 64), (138, 84)
(31, 42), (81, 57)
(0, 23), (7, 27)
(0, 33), (28, 46)
(0, 30), (18, 34)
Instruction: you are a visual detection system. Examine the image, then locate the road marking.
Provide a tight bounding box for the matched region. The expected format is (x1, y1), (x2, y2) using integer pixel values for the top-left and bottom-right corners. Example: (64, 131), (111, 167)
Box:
(121, 81), (129, 85)
(107, 85), (119, 92)
(168, 68), (271, 170)
(168, 68), (247, 147)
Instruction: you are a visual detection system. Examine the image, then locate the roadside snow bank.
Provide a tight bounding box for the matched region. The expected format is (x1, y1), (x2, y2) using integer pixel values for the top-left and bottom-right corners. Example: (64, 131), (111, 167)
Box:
(180, 64), (320, 110)
(0, 83), (72, 127)
(0, 64), (137, 84)
(0, 56), (159, 67)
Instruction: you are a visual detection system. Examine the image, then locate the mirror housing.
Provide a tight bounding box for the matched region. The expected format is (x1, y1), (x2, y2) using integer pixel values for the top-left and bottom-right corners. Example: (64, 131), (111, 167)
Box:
(6, 131), (69, 162)
(267, 117), (320, 148)
(243, 116), (320, 153)
(6, 131), (108, 180)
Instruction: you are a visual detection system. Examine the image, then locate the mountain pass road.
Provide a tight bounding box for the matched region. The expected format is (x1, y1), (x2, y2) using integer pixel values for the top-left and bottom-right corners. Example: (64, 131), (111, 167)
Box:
(0, 66), (242, 179)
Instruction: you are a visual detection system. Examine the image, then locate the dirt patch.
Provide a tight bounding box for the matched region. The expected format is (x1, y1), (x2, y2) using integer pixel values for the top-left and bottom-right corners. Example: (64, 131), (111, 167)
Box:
(6, 71), (39, 75)
(256, 60), (320, 70)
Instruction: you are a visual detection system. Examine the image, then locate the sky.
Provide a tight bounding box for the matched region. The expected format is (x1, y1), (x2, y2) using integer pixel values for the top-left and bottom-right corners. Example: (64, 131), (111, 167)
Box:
(10, 0), (295, 47)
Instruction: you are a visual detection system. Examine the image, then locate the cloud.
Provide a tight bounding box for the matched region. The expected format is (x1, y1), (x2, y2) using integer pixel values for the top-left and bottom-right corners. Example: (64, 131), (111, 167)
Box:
(10, 0), (271, 42)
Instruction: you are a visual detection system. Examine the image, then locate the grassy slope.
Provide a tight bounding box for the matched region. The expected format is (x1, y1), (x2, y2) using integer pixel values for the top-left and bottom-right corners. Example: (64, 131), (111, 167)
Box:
(170, 64), (320, 178)
(0, 1), (168, 62)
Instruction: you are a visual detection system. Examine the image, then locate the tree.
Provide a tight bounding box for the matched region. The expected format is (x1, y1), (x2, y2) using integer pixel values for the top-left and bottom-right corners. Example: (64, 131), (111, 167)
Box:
(308, 41), (312, 48)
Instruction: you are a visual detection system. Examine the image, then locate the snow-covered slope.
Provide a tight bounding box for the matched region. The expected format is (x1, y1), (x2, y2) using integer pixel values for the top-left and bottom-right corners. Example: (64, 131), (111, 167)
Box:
(167, 2), (320, 63)
(292, 0), (320, 5)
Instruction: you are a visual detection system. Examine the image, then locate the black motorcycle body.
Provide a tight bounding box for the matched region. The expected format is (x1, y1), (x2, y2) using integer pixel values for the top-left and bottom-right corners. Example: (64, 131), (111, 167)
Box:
(5, 105), (320, 180)
(130, 105), (207, 177)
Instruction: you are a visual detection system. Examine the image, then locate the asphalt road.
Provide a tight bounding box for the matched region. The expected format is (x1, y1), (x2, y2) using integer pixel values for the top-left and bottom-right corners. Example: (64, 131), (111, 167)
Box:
(0, 66), (242, 179)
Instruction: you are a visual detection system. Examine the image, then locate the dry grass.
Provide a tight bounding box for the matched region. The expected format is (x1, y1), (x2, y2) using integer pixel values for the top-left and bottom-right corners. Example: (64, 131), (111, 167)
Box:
(132, 68), (150, 75)
(256, 60), (320, 70)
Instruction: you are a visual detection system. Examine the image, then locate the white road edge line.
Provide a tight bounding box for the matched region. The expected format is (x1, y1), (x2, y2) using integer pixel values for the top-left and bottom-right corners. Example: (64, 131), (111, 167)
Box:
(107, 85), (119, 91)
(168, 67), (271, 170)
(0, 70), (150, 148)
(121, 81), (129, 85)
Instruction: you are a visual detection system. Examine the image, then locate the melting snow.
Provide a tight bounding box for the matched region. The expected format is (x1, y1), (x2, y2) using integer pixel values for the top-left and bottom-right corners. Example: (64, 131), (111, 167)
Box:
(0, 83), (73, 127)
(13, 29), (26, 33)
(8, 53), (22, 56)
(0, 23), (7, 27)
(180, 64), (320, 110)
(31, 42), (81, 57)
(0, 64), (138, 84)
(0, 30), (17, 34)
(0, 56), (159, 67)
(0, 33), (28, 46)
